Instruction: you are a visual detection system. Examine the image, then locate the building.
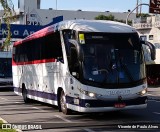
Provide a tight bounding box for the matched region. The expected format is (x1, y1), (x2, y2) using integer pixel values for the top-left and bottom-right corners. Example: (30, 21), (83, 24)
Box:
(0, 0), (137, 50)
(10, 0), (136, 26)
(132, 15), (160, 85)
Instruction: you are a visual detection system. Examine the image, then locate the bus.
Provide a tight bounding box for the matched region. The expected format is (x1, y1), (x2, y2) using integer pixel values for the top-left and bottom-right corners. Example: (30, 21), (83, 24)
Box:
(12, 20), (155, 114)
(0, 51), (12, 86)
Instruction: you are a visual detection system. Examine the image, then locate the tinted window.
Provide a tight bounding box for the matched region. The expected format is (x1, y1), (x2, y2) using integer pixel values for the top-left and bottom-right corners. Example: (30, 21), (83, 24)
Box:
(14, 32), (63, 62)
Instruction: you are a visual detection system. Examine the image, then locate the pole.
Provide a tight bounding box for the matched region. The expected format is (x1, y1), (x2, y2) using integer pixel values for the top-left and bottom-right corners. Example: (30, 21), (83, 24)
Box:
(136, 0), (139, 15)
(56, 0), (57, 10)
(126, 3), (149, 25)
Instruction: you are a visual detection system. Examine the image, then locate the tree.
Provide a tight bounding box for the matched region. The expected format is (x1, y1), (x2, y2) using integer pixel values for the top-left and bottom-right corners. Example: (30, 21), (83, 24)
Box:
(95, 14), (132, 25)
(136, 13), (150, 18)
(95, 14), (115, 21)
(0, 0), (15, 50)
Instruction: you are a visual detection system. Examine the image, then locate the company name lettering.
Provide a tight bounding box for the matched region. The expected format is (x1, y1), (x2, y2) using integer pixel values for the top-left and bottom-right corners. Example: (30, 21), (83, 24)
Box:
(0, 29), (35, 37)
(106, 90), (131, 96)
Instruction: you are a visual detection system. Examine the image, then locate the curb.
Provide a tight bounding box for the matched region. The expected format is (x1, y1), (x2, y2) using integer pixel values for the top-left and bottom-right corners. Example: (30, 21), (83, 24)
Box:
(0, 117), (7, 123)
(148, 96), (160, 101)
(147, 88), (160, 101)
(0, 117), (22, 132)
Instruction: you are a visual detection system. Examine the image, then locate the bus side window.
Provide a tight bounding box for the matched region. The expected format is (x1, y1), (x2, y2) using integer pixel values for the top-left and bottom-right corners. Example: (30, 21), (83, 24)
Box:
(42, 32), (63, 61)
(15, 45), (23, 62)
(13, 46), (18, 62)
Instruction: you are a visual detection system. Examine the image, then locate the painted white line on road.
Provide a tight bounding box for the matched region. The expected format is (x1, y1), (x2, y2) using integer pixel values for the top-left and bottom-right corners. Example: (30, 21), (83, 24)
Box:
(153, 112), (160, 115)
(148, 94), (160, 96)
(54, 115), (72, 123)
(0, 101), (23, 105)
(32, 107), (79, 123)
(14, 102), (22, 104)
(148, 100), (160, 103)
(84, 128), (96, 132)
(32, 107), (45, 111)
(0, 106), (43, 110)
(0, 97), (8, 101)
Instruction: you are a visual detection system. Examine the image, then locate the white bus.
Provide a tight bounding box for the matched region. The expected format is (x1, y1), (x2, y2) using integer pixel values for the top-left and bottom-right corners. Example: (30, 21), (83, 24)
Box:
(12, 20), (155, 114)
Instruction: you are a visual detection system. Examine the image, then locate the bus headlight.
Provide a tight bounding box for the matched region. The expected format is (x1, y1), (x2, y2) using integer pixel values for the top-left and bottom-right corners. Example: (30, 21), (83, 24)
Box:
(78, 88), (96, 98)
(137, 88), (147, 96)
(88, 92), (96, 98)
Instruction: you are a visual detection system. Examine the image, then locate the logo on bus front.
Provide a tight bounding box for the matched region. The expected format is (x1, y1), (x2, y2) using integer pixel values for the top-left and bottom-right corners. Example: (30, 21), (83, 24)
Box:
(106, 90), (131, 96)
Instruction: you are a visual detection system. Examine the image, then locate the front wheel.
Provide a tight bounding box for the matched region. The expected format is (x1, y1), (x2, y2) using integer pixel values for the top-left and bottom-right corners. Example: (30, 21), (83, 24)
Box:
(59, 90), (71, 115)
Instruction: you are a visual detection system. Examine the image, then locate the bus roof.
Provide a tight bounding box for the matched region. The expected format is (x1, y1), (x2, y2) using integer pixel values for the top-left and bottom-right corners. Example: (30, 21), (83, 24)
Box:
(59, 20), (136, 33)
(14, 20), (137, 46)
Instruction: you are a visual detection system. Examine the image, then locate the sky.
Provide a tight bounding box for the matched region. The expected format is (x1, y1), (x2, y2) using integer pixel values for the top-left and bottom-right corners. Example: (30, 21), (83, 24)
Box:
(11, 0), (150, 13)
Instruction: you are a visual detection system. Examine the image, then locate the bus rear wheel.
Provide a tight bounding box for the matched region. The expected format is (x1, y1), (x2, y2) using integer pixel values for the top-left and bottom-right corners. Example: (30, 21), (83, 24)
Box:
(60, 90), (71, 115)
(22, 86), (30, 103)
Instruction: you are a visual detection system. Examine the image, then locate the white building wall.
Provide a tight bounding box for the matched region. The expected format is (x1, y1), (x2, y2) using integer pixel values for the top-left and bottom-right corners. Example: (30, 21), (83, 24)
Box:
(15, 0), (136, 26)
(19, 0), (40, 12)
(134, 16), (160, 64)
(22, 9), (136, 26)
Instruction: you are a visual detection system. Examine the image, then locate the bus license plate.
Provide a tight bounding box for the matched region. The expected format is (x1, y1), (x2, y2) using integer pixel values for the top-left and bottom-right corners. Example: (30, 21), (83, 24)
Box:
(114, 103), (126, 108)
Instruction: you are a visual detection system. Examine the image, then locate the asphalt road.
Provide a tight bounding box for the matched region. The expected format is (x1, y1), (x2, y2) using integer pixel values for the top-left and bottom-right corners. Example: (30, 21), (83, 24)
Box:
(0, 88), (160, 132)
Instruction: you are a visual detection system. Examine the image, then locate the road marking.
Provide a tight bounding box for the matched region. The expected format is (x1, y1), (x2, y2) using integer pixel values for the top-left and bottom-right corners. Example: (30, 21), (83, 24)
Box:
(0, 101), (22, 104)
(148, 94), (160, 96)
(148, 100), (160, 103)
(54, 115), (72, 123)
(153, 112), (160, 115)
(32, 107), (77, 123)
(0, 97), (8, 100)
(155, 100), (160, 103)
(14, 102), (22, 104)
(84, 128), (96, 132)
(32, 107), (45, 111)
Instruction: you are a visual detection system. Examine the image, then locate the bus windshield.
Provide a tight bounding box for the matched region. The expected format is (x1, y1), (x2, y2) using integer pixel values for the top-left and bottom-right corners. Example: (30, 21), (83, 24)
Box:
(79, 32), (146, 85)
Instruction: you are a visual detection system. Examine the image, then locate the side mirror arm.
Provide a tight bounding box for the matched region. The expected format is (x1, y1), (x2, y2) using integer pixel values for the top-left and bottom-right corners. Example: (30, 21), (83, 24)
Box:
(141, 40), (156, 60)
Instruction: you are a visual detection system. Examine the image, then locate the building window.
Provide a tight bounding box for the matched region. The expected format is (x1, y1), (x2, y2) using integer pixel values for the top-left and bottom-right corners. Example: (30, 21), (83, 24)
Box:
(30, 14), (37, 18)
(140, 35), (147, 41)
(149, 35), (153, 40)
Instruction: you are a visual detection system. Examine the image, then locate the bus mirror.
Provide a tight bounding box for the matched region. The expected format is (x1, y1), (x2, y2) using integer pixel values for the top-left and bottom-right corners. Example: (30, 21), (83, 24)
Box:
(69, 39), (84, 61)
(141, 40), (156, 60)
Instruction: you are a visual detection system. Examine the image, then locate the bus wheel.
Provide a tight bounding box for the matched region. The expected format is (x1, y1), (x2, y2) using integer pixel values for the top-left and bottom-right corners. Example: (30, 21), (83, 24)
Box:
(60, 90), (71, 115)
(22, 86), (30, 103)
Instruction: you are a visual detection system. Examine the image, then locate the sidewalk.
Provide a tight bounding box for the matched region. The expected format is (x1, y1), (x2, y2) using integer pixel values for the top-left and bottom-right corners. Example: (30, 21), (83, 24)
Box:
(148, 87), (160, 100)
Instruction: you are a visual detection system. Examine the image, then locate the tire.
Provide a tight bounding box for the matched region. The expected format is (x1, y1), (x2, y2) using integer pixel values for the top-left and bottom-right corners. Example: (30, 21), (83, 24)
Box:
(22, 86), (30, 103)
(59, 90), (71, 115)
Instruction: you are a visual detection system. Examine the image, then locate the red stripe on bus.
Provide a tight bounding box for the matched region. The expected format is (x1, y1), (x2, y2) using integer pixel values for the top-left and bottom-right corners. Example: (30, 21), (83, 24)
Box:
(12, 58), (56, 66)
(14, 26), (54, 46)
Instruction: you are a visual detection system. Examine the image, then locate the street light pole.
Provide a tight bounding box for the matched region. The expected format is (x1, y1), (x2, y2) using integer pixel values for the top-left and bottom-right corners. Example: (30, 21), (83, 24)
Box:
(56, 0), (57, 10)
(126, 3), (149, 25)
